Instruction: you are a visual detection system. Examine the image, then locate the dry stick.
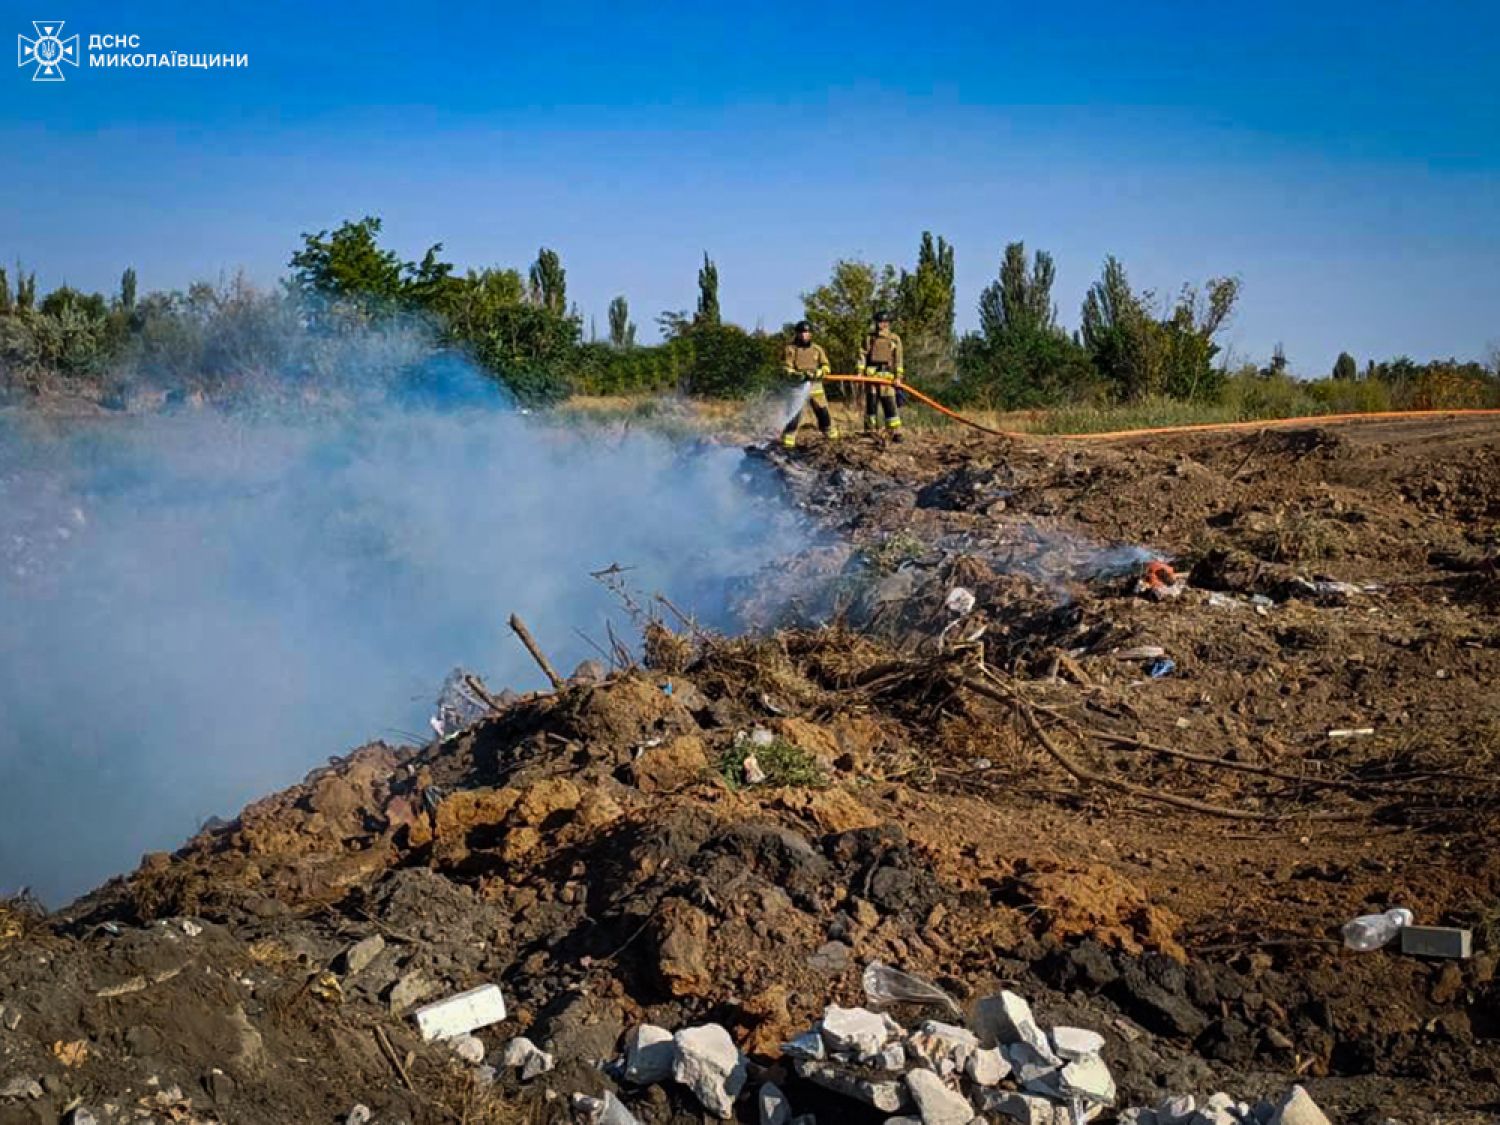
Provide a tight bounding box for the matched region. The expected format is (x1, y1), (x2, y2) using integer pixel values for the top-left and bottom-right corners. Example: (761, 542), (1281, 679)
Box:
(375, 1025), (416, 1093)
(957, 675), (1355, 822)
(1041, 708), (1439, 799)
(508, 614), (564, 689)
(460, 673), (504, 714)
(655, 593), (712, 641)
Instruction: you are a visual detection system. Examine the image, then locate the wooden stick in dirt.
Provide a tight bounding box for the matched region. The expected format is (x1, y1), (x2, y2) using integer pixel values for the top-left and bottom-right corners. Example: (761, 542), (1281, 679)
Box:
(508, 614), (564, 689)
(374, 1025), (415, 1092)
(957, 674), (1356, 822)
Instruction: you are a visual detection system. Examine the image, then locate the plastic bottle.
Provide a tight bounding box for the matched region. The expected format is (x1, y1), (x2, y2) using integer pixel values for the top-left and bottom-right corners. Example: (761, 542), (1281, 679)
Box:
(1341, 907), (1413, 951)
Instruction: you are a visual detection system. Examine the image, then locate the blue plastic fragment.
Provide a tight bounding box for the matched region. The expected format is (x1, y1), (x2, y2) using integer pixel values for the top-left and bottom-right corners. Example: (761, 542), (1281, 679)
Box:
(1148, 658), (1176, 679)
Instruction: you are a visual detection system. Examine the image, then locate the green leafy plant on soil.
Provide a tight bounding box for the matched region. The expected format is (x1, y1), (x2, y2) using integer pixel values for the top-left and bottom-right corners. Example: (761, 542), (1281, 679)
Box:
(716, 737), (827, 791)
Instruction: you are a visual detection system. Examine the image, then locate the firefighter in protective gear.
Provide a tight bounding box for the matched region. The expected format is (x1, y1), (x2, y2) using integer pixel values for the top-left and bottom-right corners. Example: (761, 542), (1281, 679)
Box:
(781, 321), (839, 447)
(857, 310), (904, 440)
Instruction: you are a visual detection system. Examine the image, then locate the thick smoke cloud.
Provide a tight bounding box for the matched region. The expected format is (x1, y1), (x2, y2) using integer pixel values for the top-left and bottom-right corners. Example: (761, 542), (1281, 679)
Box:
(0, 370), (802, 905)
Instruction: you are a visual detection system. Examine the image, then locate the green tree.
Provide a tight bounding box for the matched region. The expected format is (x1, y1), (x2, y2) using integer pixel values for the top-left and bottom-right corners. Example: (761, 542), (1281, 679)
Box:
(1, 267), (12, 314)
(17, 271), (36, 311)
(120, 268), (137, 313)
(894, 232), (956, 381)
(608, 295), (635, 347)
(979, 243), (1057, 340)
(289, 216), (410, 305)
(684, 322), (777, 398)
(957, 242), (1094, 407)
(1333, 351), (1358, 381)
(696, 253), (721, 326)
(528, 248), (566, 315)
(801, 259), (897, 374)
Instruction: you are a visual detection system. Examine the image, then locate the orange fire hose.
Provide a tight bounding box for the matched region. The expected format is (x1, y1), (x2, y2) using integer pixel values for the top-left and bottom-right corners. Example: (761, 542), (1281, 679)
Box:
(822, 374), (1500, 441)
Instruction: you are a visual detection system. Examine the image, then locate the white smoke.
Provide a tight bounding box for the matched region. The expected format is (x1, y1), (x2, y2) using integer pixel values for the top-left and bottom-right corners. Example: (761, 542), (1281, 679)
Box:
(0, 365), (803, 905)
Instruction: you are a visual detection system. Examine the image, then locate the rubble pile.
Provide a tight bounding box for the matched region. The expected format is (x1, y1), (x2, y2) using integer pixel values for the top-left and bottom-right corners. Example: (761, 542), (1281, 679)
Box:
(2, 419), (1499, 1123)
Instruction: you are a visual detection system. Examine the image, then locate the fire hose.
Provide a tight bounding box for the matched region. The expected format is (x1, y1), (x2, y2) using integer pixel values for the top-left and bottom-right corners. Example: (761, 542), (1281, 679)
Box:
(821, 374), (1500, 441)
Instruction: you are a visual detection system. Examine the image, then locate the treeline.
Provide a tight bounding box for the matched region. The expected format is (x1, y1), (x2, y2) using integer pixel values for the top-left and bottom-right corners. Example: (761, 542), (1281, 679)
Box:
(2, 218), (1497, 412)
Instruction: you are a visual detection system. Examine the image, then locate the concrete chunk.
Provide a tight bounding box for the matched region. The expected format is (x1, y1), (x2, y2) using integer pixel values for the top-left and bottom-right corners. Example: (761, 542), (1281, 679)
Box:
(1060, 1054), (1116, 1104)
(451, 1034), (486, 1065)
(1400, 925), (1472, 959)
(1267, 1086), (1332, 1125)
(623, 1023), (675, 1084)
(672, 1024), (747, 1119)
(499, 1035), (554, 1079)
(905, 1068), (973, 1125)
(413, 983), (506, 1041)
(976, 1089), (1065, 1125)
(965, 1046), (1010, 1086)
(907, 1020), (979, 1077)
(572, 1091), (643, 1125)
(794, 1058), (910, 1113)
(341, 934), (386, 976)
(1050, 1026), (1105, 1061)
(973, 992), (1058, 1060)
(820, 1005), (890, 1057)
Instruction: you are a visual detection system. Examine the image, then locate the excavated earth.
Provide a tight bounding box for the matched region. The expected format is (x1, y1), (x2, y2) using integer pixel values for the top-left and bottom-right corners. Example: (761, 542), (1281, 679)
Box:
(2, 414), (1498, 1124)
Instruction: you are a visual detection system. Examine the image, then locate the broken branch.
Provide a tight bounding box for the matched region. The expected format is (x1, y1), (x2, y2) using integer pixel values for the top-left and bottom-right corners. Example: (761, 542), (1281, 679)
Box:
(508, 614), (563, 690)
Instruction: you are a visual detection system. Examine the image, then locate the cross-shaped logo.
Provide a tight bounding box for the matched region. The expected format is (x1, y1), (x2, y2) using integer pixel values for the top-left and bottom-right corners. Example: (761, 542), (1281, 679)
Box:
(18, 20), (79, 81)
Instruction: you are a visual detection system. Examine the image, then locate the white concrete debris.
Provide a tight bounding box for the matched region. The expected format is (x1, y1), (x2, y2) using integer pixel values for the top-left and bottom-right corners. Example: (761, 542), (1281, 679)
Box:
(499, 1035), (554, 1079)
(907, 1019), (980, 1077)
(623, 1023), (676, 1084)
(965, 1046), (1011, 1087)
(758, 1080), (792, 1125)
(905, 1068), (975, 1125)
(974, 991), (1059, 1060)
(413, 983), (507, 1042)
(1156, 1094), (1198, 1124)
(976, 1089), (1066, 1125)
(794, 1058), (910, 1113)
(1059, 1054), (1116, 1105)
(876, 1040), (908, 1071)
(1268, 1086), (1332, 1125)
(1049, 1026), (1105, 1061)
(820, 1005), (891, 1057)
(572, 1090), (643, 1125)
(1006, 1042), (1062, 1089)
(68, 1111), (100, 1125)
(344, 1106), (372, 1125)
(447, 1034), (482, 1065)
(672, 1024), (748, 1119)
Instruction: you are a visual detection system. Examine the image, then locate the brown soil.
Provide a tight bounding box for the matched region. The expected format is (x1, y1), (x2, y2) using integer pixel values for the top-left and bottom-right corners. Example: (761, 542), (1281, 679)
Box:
(2, 415), (1498, 1125)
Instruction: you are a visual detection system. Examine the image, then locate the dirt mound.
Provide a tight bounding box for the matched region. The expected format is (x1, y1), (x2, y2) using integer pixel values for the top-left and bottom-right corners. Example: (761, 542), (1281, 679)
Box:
(4, 416), (1499, 1124)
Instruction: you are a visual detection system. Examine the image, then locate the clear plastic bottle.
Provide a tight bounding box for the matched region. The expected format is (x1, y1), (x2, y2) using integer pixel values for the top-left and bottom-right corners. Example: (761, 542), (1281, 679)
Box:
(1341, 907), (1413, 951)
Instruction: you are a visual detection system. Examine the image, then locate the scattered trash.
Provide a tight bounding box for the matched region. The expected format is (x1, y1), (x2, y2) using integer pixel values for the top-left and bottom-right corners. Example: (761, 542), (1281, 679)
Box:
(1399, 924), (1472, 960)
(861, 960), (962, 1018)
(1137, 560), (1186, 600)
(179, 918), (203, 938)
(748, 727), (775, 748)
(344, 1106), (372, 1125)
(1342, 907), (1413, 951)
(944, 586), (977, 615)
(1115, 645), (1166, 660)
(499, 1035), (555, 1078)
(429, 667), (492, 739)
(412, 983), (507, 1042)
(1327, 727), (1375, 739)
(1147, 658), (1176, 679)
(742, 754), (767, 785)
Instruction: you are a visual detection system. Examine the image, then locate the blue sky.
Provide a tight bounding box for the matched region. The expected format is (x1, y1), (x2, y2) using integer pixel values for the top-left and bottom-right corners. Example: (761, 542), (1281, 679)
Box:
(5, 0), (1498, 372)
